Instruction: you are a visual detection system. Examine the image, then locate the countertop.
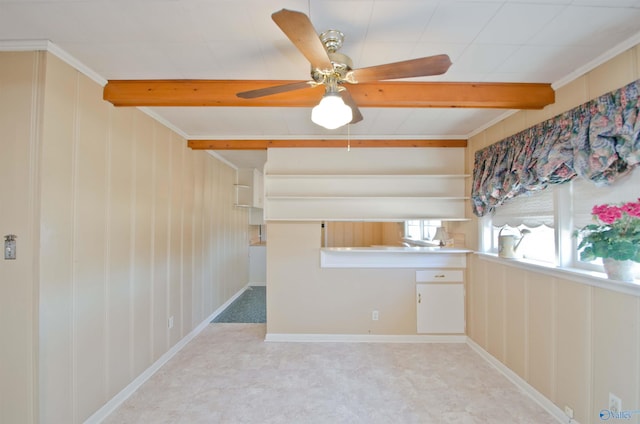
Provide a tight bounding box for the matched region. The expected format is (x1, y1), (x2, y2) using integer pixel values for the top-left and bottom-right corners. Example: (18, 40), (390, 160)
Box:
(321, 246), (472, 254)
(320, 246), (471, 268)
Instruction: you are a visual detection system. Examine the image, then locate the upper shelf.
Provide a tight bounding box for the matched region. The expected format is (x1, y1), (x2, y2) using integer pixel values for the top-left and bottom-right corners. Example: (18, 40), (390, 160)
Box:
(263, 148), (469, 221)
(265, 174), (471, 178)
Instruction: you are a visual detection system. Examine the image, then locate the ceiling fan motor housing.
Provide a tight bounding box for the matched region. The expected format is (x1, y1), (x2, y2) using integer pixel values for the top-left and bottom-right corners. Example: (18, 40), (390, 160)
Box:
(311, 30), (353, 83)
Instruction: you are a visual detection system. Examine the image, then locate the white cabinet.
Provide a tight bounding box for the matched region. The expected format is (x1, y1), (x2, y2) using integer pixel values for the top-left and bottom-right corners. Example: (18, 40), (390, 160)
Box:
(235, 168), (264, 208)
(416, 269), (465, 334)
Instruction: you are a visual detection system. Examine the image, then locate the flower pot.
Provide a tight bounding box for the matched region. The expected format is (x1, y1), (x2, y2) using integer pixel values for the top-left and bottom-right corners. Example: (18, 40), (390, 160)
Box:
(603, 258), (636, 283)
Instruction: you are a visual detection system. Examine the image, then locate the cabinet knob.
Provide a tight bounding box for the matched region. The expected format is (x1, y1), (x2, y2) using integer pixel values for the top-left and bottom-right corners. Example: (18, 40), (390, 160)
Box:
(434, 274), (445, 278)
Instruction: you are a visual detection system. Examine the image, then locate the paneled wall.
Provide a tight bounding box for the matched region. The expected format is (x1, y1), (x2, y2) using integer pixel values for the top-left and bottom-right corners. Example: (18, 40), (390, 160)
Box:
(0, 51), (44, 424)
(0, 51), (249, 424)
(324, 221), (403, 247)
(466, 44), (640, 424)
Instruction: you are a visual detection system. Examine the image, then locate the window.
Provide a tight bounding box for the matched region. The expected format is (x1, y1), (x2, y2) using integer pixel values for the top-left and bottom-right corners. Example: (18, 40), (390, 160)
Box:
(570, 170), (640, 276)
(490, 187), (555, 263)
(481, 166), (640, 277)
(405, 220), (442, 242)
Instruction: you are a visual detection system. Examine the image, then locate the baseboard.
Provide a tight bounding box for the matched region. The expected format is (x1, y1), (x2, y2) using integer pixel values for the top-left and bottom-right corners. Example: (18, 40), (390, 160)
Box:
(84, 284), (250, 424)
(265, 333), (467, 343)
(466, 338), (574, 424)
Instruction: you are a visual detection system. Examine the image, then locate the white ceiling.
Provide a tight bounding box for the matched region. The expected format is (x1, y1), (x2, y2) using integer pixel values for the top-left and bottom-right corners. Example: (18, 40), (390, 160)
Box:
(2, 0), (640, 169)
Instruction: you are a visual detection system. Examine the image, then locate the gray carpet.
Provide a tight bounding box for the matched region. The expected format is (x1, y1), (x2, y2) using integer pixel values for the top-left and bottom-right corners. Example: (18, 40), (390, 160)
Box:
(211, 286), (266, 323)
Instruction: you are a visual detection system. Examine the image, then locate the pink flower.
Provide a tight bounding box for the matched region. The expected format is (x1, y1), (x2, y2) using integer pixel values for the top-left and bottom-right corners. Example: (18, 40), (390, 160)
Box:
(592, 204), (622, 224)
(621, 201), (640, 218)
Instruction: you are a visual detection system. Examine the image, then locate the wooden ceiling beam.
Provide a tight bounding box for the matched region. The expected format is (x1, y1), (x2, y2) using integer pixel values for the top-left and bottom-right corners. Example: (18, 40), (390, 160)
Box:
(104, 80), (554, 109)
(187, 139), (467, 150)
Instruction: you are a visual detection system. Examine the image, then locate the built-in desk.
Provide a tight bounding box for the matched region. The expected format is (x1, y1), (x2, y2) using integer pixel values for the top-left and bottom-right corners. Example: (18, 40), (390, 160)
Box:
(320, 246), (471, 268)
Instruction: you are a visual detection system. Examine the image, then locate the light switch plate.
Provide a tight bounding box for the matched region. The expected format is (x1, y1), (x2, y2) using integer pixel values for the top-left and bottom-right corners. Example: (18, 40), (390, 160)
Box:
(4, 235), (16, 260)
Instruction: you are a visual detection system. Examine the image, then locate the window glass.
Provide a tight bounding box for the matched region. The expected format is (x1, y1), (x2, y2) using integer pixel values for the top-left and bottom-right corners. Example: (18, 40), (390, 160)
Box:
(481, 166), (640, 277)
(571, 169), (640, 276)
(405, 220), (442, 241)
(490, 188), (556, 263)
(491, 224), (555, 263)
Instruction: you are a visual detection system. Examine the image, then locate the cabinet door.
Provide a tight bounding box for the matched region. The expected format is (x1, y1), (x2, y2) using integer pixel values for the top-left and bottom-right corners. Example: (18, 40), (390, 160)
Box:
(416, 283), (464, 334)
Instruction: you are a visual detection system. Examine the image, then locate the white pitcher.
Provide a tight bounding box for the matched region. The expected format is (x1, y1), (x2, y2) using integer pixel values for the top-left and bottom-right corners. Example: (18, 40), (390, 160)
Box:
(498, 228), (530, 258)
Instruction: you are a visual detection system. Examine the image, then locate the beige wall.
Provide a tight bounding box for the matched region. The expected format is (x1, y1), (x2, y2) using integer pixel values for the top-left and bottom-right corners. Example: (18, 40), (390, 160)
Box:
(0, 51), (44, 424)
(0, 51), (249, 424)
(466, 44), (640, 424)
(267, 221), (418, 335)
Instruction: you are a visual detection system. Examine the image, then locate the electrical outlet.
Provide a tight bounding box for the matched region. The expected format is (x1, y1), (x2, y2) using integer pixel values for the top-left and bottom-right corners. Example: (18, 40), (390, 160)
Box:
(609, 392), (622, 413)
(372, 310), (379, 321)
(168, 316), (174, 329)
(564, 405), (574, 419)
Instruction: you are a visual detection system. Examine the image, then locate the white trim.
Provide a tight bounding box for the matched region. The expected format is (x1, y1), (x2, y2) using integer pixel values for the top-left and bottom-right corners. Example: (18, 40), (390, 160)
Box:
(206, 150), (238, 170)
(83, 284), (250, 424)
(475, 253), (640, 297)
(466, 31), (640, 140)
(320, 248), (468, 269)
(264, 333), (467, 343)
(46, 42), (107, 87)
(466, 110), (519, 139)
(0, 40), (107, 86)
(552, 30), (640, 90)
(0, 39), (50, 51)
(467, 338), (574, 424)
(137, 107), (189, 140)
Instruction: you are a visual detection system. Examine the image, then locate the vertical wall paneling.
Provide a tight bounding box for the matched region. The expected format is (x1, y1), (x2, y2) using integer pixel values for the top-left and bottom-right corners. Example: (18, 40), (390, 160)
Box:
(466, 44), (640, 424)
(202, 159), (214, 315)
(73, 73), (110, 421)
(131, 111), (153, 378)
(527, 272), (555, 402)
(0, 50), (43, 424)
(169, 133), (184, 346)
(324, 222), (388, 247)
(555, 281), (592, 422)
(504, 268), (526, 379)
(39, 53), (77, 423)
(180, 148), (193, 335)
(486, 265), (506, 361)
(106, 106), (134, 398)
(10, 51), (251, 423)
(591, 289), (639, 422)
(191, 153), (204, 326)
(152, 122), (169, 359)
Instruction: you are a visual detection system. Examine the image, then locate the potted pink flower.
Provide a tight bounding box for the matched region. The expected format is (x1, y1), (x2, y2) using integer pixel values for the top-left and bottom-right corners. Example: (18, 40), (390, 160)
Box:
(574, 199), (640, 281)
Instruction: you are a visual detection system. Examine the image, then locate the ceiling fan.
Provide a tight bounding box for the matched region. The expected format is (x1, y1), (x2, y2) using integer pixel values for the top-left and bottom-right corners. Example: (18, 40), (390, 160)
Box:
(236, 9), (452, 130)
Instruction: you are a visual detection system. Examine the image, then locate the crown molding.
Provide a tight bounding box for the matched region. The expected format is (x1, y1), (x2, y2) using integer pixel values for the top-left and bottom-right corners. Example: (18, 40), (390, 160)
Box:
(0, 39), (107, 87)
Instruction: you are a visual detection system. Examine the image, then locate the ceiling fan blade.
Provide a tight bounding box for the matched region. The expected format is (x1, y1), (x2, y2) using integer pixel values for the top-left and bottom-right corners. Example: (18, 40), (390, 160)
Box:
(349, 54), (452, 83)
(237, 81), (314, 99)
(340, 90), (363, 124)
(272, 9), (333, 71)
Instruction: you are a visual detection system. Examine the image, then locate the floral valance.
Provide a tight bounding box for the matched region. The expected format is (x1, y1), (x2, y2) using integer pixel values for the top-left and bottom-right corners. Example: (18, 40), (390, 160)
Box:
(472, 78), (640, 217)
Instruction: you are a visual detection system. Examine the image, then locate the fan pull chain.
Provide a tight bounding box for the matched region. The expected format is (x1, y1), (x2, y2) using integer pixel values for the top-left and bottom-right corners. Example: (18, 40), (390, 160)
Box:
(347, 124), (351, 152)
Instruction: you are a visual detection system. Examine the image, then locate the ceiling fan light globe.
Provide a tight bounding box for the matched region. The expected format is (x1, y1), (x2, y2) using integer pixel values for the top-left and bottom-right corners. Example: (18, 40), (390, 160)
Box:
(311, 94), (353, 130)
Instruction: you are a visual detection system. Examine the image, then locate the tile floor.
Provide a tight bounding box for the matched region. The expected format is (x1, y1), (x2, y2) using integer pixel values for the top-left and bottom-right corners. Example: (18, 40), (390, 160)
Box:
(104, 324), (559, 424)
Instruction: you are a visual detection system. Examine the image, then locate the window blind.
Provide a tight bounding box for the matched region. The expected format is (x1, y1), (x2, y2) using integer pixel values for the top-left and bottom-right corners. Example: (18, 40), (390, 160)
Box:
(492, 187), (554, 228)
